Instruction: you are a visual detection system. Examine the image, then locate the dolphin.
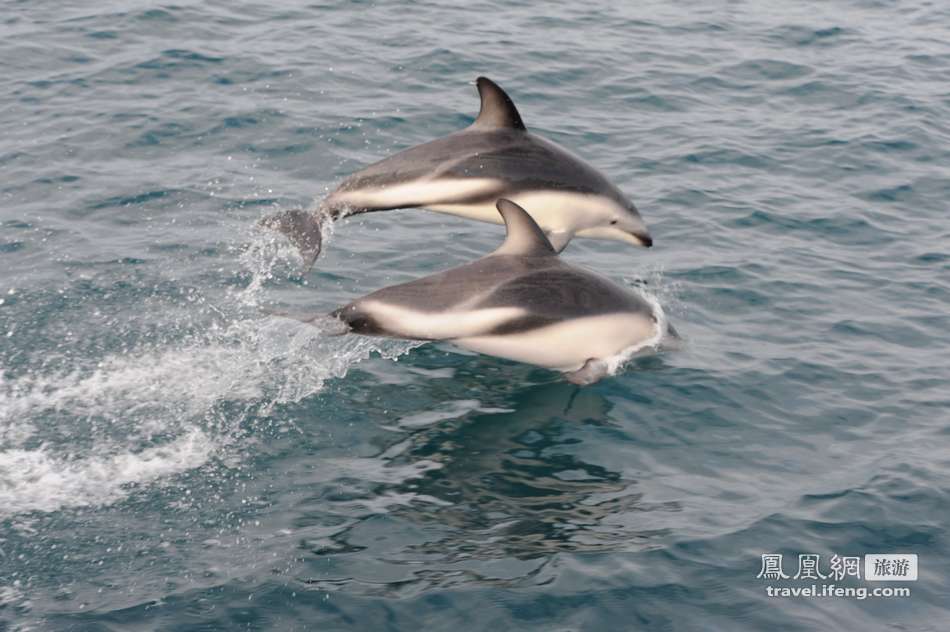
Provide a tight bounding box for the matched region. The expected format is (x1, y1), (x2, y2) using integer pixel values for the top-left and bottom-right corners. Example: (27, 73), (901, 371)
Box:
(329, 199), (670, 385)
(263, 77), (652, 267)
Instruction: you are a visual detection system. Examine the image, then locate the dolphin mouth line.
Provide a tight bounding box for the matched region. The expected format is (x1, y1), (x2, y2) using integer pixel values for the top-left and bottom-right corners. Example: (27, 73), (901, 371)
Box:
(573, 225), (652, 249)
(632, 232), (653, 248)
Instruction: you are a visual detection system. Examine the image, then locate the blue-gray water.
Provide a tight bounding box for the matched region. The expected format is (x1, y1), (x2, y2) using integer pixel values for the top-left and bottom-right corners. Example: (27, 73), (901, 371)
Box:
(2, 1), (949, 630)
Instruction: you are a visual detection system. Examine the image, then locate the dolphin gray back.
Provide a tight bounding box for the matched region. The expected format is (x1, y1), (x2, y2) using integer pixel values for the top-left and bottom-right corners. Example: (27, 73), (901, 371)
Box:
(330, 77), (629, 209)
(333, 127), (629, 209)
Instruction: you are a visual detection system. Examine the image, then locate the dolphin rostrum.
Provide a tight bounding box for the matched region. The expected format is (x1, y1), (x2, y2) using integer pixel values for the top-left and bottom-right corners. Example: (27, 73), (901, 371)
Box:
(263, 77), (652, 267)
(329, 199), (670, 385)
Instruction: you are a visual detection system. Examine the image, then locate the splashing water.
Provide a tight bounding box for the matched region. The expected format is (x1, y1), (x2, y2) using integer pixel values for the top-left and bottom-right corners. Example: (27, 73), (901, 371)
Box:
(593, 266), (682, 377)
(237, 205), (339, 305)
(0, 430), (213, 517)
(602, 293), (674, 377)
(0, 220), (419, 519)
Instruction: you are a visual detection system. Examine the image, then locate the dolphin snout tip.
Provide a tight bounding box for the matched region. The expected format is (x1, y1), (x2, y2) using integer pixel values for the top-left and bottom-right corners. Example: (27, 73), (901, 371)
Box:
(634, 232), (653, 248)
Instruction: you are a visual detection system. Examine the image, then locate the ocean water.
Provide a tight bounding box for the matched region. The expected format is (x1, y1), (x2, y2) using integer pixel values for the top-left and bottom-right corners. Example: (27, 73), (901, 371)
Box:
(2, 1), (949, 629)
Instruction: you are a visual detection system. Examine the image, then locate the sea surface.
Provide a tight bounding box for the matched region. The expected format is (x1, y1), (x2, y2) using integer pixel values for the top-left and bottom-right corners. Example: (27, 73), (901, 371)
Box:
(2, 1), (949, 630)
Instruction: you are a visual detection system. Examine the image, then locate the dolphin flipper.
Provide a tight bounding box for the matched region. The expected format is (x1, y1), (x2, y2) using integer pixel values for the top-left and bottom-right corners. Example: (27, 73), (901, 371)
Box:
(564, 359), (609, 385)
(259, 209), (324, 269)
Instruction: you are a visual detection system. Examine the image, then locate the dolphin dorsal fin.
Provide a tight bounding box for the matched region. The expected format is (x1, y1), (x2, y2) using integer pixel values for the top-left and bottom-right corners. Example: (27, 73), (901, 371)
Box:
(472, 77), (526, 131)
(493, 199), (557, 257)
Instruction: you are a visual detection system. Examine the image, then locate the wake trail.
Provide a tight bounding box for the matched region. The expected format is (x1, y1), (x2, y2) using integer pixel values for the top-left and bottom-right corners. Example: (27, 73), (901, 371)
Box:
(0, 222), (416, 518)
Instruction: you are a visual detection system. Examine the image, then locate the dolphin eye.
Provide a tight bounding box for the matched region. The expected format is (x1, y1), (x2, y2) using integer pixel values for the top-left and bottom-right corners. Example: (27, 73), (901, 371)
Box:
(610, 220), (618, 225)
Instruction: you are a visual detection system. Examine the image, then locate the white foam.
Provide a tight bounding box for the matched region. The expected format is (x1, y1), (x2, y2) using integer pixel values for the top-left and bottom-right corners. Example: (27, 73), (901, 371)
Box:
(0, 430), (213, 518)
(602, 272), (680, 376)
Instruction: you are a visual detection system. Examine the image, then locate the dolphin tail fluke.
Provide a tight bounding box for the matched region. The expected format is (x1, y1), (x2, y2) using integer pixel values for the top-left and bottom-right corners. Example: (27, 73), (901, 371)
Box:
(259, 208), (325, 268)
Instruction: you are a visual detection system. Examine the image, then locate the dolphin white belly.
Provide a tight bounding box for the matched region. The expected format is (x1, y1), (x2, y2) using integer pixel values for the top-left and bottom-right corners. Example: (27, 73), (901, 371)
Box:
(455, 312), (658, 372)
(427, 190), (621, 233)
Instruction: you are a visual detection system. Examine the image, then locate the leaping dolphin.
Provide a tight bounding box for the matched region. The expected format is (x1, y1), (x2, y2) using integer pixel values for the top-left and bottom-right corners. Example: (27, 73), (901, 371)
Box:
(263, 77), (652, 267)
(328, 199), (670, 385)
